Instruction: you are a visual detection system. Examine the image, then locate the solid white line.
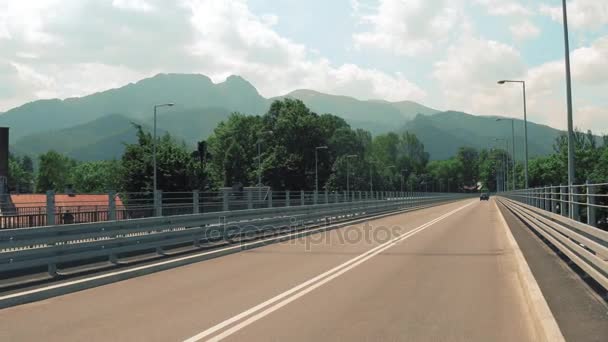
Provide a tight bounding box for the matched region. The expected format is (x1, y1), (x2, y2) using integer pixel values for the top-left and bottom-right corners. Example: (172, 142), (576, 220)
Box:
(183, 200), (476, 342)
(0, 201), (453, 302)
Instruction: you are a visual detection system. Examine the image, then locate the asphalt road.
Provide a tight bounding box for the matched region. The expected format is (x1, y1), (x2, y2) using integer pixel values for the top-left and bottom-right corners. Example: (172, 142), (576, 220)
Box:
(0, 199), (539, 342)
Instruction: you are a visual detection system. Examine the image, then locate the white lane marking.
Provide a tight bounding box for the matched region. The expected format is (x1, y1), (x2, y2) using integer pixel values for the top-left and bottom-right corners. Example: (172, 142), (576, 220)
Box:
(183, 200), (476, 342)
(0, 201), (458, 302)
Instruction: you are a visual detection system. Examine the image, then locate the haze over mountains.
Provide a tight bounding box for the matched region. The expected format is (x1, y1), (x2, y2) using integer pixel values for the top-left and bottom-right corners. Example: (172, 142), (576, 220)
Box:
(1, 73), (564, 161)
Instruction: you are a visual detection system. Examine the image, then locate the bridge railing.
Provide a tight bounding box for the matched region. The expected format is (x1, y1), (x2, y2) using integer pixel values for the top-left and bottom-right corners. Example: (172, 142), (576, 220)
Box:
(0, 190), (450, 229)
(0, 192), (472, 287)
(498, 186), (608, 291)
(501, 183), (608, 230)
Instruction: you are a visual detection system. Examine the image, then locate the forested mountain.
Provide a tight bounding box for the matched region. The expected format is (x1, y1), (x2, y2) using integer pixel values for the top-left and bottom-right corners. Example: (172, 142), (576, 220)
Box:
(1, 73), (567, 161)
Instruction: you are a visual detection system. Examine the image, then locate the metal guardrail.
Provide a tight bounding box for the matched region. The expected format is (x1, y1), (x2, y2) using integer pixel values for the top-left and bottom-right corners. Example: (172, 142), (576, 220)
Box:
(498, 196), (608, 291)
(1, 190), (449, 229)
(502, 183), (608, 229)
(0, 193), (471, 287)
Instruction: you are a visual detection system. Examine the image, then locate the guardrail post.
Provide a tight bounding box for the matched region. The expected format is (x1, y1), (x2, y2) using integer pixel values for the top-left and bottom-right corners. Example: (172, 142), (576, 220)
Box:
(560, 185), (566, 216)
(544, 186), (549, 211)
(587, 181), (596, 227)
(571, 186), (580, 221)
(222, 191), (229, 212)
(334, 191), (338, 203)
(301, 190), (305, 206)
(285, 190), (290, 207)
(193, 191), (199, 214)
(313, 191), (318, 205)
(46, 190), (55, 225)
(155, 190), (163, 217)
(324, 190), (329, 204)
(247, 191), (253, 209)
(343, 191), (347, 202)
(358, 191), (362, 201)
(108, 190), (117, 221)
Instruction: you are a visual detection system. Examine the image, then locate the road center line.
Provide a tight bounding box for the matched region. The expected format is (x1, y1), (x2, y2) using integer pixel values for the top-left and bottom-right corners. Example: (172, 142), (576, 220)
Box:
(183, 200), (475, 342)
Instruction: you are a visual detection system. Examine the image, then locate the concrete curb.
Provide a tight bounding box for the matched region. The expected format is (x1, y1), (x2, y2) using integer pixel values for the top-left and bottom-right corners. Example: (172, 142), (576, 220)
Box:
(0, 201), (459, 309)
(495, 200), (565, 342)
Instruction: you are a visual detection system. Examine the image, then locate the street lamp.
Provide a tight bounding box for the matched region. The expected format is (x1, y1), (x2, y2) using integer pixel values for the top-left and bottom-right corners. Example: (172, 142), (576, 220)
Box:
(401, 169), (408, 193)
(497, 80), (529, 188)
(315, 146), (328, 193)
(153, 103), (174, 213)
(497, 118), (516, 190)
(386, 165), (396, 193)
(495, 138), (508, 192)
(346, 155), (357, 195)
(256, 130), (274, 185)
(561, 0), (576, 218)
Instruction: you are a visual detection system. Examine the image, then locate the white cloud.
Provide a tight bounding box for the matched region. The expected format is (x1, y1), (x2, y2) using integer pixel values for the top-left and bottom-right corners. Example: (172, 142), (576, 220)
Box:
(112, 0), (155, 12)
(0, 0), (426, 111)
(475, 0), (531, 16)
(352, 0), (466, 56)
(433, 36), (526, 117)
(433, 34), (608, 134)
(510, 21), (541, 41)
(540, 0), (608, 30)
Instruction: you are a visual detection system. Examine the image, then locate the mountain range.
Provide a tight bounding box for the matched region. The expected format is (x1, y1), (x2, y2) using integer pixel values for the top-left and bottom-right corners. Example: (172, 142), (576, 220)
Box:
(0, 73), (565, 161)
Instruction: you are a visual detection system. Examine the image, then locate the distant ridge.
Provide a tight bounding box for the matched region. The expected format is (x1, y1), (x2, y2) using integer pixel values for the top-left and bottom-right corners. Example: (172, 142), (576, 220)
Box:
(1, 73), (566, 161)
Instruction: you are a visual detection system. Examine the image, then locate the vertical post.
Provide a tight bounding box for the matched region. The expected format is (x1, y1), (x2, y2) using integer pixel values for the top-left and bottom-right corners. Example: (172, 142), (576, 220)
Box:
(358, 191), (362, 202)
(301, 190), (305, 206)
(325, 190), (329, 204)
(46, 190), (55, 226)
(193, 191), (199, 214)
(571, 186), (580, 221)
(222, 190), (229, 212)
(286, 190), (290, 207)
(314, 191), (318, 205)
(155, 190), (163, 217)
(560, 185), (566, 216)
(108, 190), (116, 221)
(334, 191), (339, 203)
(587, 181), (596, 227)
(247, 190), (253, 210)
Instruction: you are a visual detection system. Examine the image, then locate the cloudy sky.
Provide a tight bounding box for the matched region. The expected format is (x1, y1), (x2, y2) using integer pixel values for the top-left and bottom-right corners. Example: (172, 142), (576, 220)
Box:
(1, 0), (607, 133)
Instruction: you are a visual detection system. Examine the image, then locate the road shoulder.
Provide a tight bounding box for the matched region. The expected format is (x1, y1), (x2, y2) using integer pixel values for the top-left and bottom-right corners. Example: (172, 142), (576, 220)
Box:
(497, 200), (608, 342)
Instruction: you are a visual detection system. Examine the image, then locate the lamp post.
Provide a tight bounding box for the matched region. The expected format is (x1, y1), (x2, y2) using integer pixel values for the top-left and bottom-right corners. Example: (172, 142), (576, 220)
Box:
(256, 130), (273, 203)
(315, 146), (328, 193)
(498, 80), (529, 188)
(561, 0), (576, 218)
(497, 118), (516, 190)
(401, 169), (408, 193)
(153, 103), (174, 215)
(494, 138), (509, 191)
(346, 155), (357, 195)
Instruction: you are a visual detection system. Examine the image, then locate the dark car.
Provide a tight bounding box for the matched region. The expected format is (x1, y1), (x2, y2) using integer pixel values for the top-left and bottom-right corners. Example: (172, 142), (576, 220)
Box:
(480, 193), (490, 201)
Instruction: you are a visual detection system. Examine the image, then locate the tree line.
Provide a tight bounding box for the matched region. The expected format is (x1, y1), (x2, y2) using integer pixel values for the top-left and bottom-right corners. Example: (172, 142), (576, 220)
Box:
(9, 99), (607, 194)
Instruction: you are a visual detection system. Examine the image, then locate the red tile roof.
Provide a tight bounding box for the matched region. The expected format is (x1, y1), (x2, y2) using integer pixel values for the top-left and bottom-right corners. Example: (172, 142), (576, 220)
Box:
(10, 194), (124, 209)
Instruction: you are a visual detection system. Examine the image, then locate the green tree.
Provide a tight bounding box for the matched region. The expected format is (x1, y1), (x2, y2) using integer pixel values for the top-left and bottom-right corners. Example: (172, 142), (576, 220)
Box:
(8, 155), (34, 193)
(36, 150), (77, 192)
(120, 125), (200, 193)
(70, 160), (122, 193)
(457, 147), (479, 187)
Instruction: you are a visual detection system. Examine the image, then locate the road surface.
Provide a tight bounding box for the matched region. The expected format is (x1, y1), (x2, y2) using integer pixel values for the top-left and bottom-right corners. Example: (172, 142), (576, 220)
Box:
(0, 199), (540, 341)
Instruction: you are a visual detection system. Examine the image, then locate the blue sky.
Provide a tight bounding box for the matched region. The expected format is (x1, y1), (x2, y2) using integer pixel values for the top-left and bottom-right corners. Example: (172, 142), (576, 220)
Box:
(0, 0), (606, 132)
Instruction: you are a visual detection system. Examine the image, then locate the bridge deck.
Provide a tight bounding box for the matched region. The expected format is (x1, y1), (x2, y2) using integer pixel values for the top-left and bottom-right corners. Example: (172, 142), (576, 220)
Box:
(0, 200), (561, 341)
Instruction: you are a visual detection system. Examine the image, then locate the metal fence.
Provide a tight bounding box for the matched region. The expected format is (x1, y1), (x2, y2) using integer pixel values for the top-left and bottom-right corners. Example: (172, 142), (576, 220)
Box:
(498, 194), (608, 291)
(0, 190), (447, 229)
(501, 182), (608, 231)
(0, 193), (473, 293)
